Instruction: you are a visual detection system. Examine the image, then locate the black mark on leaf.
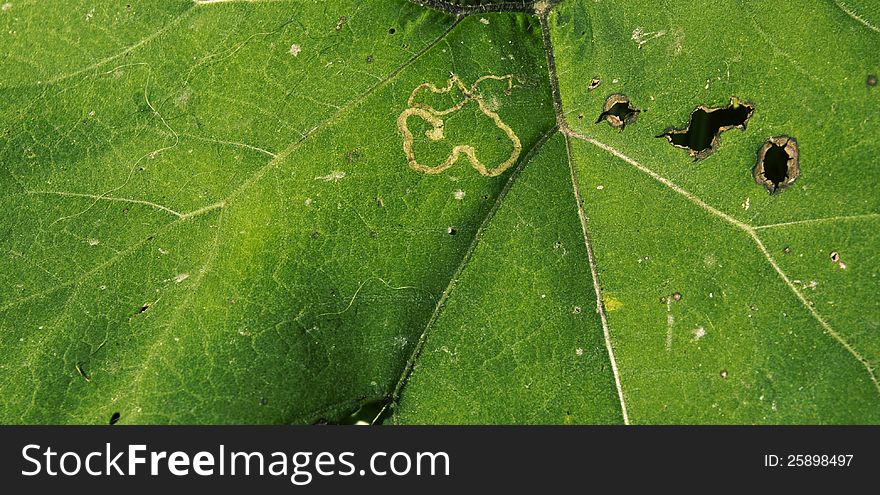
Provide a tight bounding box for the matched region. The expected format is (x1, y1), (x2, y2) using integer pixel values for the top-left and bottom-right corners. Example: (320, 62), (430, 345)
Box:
(596, 94), (639, 130)
(588, 77), (601, 91)
(658, 97), (754, 159)
(753, 136), (799, 193)
(109, 412), (121, 425)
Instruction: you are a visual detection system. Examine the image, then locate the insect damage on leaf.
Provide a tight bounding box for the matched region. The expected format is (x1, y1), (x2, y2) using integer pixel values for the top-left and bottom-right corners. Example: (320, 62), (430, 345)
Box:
(397, 74), (522, 177)
(595, 93), (639, 130)
(658, 97), (754, 159)
(753, 135), (799, 193)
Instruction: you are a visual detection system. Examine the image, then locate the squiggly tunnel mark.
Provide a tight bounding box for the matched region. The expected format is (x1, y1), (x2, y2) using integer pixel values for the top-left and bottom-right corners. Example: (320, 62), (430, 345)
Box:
(397, 74), (522, 177)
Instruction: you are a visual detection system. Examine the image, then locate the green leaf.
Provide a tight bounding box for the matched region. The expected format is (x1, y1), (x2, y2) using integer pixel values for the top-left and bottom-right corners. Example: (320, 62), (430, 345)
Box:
(1, 0), (877, 424)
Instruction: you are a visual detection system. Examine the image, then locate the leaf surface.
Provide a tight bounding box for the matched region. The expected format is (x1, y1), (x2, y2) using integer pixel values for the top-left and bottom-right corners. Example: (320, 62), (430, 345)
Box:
(0, 0), (877, 424)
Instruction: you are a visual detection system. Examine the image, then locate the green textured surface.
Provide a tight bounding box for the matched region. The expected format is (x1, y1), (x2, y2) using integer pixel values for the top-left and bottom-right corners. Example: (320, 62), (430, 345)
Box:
(0, 0), (877, 424)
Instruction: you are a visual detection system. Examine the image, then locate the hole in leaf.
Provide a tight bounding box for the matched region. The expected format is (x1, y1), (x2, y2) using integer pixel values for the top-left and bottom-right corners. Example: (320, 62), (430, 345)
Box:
(388, 27), (396, 35)
(596, 94), (639, 130)
(753, 136), (799, 193)
(447, 227), (457, 236)
(109, 412), (120, 425)
(658, 97), (754, 159)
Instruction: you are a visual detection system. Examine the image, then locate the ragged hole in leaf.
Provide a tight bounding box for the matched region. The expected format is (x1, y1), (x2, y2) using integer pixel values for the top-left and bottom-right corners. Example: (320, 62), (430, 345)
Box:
(753, 136), (799, 193)
(658, 97), (754, 159)
(596, 94), (639, 130)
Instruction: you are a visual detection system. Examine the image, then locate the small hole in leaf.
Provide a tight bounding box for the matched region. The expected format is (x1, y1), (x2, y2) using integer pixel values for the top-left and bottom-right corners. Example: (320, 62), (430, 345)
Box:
(447, 227), (457, 236)
(109, 412), (120, 425)
(588, 77), (601, 91)
(388, 28), (396, 35)
(658, 97), (754, 159)
(753, 136), (799, 193)
(596, 94), (639, 130)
